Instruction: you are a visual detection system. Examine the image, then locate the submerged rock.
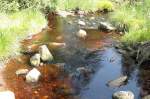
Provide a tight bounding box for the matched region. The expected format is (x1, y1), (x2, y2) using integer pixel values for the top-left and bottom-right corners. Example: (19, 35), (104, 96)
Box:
(0, 91), (15, 99)
(107, 76), (128, 87)
(26, 68), (41, 83)
(48, 42), (66, 49)
(39, 45), (53, 62)
(16, 69), (29, 75)
(76, 29), (87, 38)
(78, 20), (86, 26)
(57, 10), (74, 17)
(98, 22), (116, 32)
(112, 91), (134, 99)
(142, 95), (150, 99)
(30, 54), (41, 67)
(75, 67), (94, 80)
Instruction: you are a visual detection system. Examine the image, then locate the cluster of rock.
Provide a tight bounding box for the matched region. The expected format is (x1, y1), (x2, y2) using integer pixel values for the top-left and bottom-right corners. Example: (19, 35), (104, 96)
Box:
(15, 45), (54, 84)
(106, 76), (135, 99)
(30, 45), (53, 67)
(0, 45), (54, 99)
(27, 45), (53, 83)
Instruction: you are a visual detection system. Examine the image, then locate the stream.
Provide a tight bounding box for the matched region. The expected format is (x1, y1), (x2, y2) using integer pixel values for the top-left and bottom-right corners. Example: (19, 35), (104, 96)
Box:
(0, 14), (148, 99)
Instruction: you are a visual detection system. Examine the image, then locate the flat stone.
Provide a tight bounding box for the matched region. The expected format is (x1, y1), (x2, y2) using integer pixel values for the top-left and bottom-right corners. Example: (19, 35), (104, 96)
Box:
(16, 69), (29, 75)
(26, 68), (41, 83)
(98, 22), (116, 32)
(142, 95), (150, 99)
(78, 20), (86, 26)
(57, 10), (74, 17)
(0, 91), (15, 99)
(107, 76), (128, 87)
(113, 91), (134, 99)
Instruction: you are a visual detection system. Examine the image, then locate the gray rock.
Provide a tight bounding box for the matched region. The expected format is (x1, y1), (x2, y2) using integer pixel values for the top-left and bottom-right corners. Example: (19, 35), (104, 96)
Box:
(16, 69), (29, 75)
(30, 54), (40, 67)
(0, 91), (15, 99)
(78, 20), (86, 26)
(98, 22), (116, 32)
(39, 45), (53, 62)
(57, 10), (74, 17)
(142, 95), (150, 99)
(107, 76), (128, 87)
(112, 91), (134, 99)
(76, 29), (87, 38)
(76, 67), (93, 79)
(26, 68), (41, 83)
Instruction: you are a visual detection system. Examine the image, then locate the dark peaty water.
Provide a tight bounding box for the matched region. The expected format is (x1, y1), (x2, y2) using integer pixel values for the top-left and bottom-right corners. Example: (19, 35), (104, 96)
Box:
(0, 15), (147, 99)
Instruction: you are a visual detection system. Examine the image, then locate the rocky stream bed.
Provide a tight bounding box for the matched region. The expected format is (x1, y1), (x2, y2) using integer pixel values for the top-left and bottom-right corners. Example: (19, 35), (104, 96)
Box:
(0, 13), (149, 99)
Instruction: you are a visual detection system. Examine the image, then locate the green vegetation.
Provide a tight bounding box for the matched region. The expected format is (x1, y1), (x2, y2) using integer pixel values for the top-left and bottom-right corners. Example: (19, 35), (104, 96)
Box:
(0, 0), (51, 13)
(0, 9), (47, 59)
(56, 0), (114, 11)
(111, 0), (150, 43)
(0, 0), (114, 12)
(96, 0), (114, 11)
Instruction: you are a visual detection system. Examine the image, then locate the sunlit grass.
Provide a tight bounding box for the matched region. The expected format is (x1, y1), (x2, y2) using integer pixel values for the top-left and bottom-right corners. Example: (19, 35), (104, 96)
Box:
(111, 1), (149, 43)
(0, 9), (47, 59)
(56, 0), (113, 11)
(96, 0), (114, 11)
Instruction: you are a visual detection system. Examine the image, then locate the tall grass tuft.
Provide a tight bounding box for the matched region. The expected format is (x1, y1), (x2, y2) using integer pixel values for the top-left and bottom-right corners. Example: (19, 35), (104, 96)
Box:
(111, 0), (150, 43)
(56, 0), (113, 11)
(0, 9), (47, 59)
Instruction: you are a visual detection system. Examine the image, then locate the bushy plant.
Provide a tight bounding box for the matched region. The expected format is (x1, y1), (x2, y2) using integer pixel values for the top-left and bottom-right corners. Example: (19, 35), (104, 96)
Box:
(96, 0), (114, 11)
(0, 1), (19, 13)
(0, 0), (52, 13)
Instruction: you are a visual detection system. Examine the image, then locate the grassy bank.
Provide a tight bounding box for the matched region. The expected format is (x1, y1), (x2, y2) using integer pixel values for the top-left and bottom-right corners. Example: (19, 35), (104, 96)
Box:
(111, 0), (150, 43)
(0, 9), (47, 59)
(56, 0), (114, 11)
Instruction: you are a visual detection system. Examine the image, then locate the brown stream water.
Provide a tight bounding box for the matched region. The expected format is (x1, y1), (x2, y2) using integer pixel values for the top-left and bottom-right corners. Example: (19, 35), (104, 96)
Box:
(0, 15), (149, 99)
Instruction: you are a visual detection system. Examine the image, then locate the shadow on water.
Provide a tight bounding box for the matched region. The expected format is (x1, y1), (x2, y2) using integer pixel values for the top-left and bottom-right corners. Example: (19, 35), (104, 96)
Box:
(80, 48), (140, 99)
(0, 15), (148, 99)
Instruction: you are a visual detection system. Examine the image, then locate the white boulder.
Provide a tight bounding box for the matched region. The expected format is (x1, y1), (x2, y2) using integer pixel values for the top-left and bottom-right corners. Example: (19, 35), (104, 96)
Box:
(0, 91), (15, 99)
(113, 91), (134, 99)
(78, 20), (86, 26)
(39, 45), (53, 62)
(76, 29), (87, 38)
(26, 68), (41, 83)
(16, 69), (29, 75)
(30, 54), (40, 67)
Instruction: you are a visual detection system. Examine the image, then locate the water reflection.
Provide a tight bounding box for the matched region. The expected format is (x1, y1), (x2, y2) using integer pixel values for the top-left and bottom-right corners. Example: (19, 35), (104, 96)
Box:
(0, 15), (149, 99)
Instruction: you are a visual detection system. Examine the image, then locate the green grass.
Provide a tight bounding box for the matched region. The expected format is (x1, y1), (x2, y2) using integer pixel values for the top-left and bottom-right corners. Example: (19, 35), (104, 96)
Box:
(0, 0), (114, 12)
(111, 0), (150, 43)
(0, 9), (47, 59)
(56, 0), (114, 11)
(0, 0), (51, 13)
(96, 0), (114, 11)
